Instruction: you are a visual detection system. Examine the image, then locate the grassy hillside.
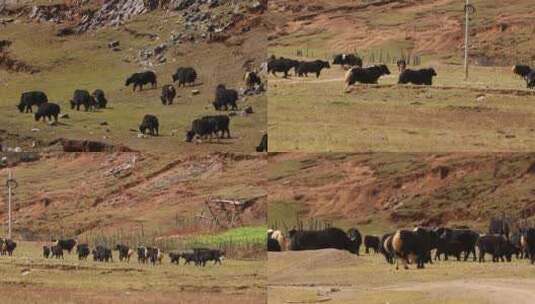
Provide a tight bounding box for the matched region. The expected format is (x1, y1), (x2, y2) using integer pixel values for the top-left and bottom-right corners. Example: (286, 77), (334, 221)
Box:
(0, 4), (267, 153)
(268, 153), (535, 233)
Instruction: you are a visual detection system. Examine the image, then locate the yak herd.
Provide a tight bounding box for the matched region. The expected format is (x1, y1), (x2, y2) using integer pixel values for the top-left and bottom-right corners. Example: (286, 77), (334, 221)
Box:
(0, 238), (226, 267)
(268, 53), (535, 91)
(267, 223), (535, 271)
(15, 67), (268, 151)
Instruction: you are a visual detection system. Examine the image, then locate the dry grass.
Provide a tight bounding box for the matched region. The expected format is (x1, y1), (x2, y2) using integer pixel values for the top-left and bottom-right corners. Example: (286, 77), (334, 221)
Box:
(0, 242), (266, 304)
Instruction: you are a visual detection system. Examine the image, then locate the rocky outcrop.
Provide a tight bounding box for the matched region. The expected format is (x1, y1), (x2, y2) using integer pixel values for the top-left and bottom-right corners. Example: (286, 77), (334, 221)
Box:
(76, 0), (156, 32)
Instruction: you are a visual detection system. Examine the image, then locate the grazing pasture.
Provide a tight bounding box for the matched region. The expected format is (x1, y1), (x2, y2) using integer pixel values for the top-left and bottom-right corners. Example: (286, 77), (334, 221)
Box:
(0, 241), (265, 304)
(268, 64), (535, 152)
(0, 13), (267, 153)
(268, 249), (535, 304)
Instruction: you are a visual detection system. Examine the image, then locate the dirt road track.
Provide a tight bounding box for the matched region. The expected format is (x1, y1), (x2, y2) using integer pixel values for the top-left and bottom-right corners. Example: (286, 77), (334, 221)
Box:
(269, 278), (535, 304)
(387, 279), (535, 304)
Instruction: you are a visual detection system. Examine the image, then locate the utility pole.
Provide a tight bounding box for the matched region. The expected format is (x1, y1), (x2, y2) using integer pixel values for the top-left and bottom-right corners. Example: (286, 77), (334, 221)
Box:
(7, 170), (12, 239)
(464, 0), (476, 80)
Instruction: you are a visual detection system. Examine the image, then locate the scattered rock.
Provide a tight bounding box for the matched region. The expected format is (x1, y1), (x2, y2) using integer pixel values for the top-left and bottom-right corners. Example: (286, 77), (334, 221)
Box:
(59, 113), (69, 119)
(31, 128), (40, 132)
(137, 133), (148, 138)
(192, 89), (200, 95)
(100, 121), (109, 126)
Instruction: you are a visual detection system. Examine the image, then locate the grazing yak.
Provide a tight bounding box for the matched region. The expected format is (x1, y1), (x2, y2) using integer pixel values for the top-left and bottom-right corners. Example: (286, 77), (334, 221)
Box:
(213, 84), (239, 111)
(268, 57), (300, 78)
(92, 89), (108, 109)
(344, 64), (391, 90)
(288, 227), (360, 254)
(398, 68), (437, 86)
(526, 228), (535, 264)
(92, 245), (113, 262)
(17, 91), (48, 113)
(76, 244), (90, 260)
(139, 114), (159, 136)
(364, 235), (380, 254)
(43, 246), (51, 258)
(137, 246), (148, 264)
(180, 251), (197, 264)
(126, 71), (157, 91)
(146, 247), (163, 265)
(115, 244), (134, 262)
(50, 245), (64, 259)
(160, 85), (177, 105)
(70, 90), (96, 111)
(296, 60), (330, 78)
(477, 234), (516, 262)
(53, 239), (77, 254)
(34, 103), (61, 123)
(169, 252), (181, 264)
(435, 228), (479, 261)
(396, 59), (407, 72)
(512, 65), (535, 88)
(332, 54), (362, 68)
(185, 115), (231, 142)
(193, 248), (224, 267)
(347, 228), (362, 255)
(391, 228), (437, 270)
(0, 239), (16, 256)
(510, 230), (528, 259)
(435, 238), (464, 261)
(244, 71), (262, 89)
(256, 134), (267, 152)
(172, 67), (197, 87)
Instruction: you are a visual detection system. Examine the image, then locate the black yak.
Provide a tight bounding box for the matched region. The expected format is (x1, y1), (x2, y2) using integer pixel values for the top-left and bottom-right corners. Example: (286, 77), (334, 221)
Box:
(35, 103), (61, 123)
(70, 90), (96, 111)
(296, 60), (330, 78)
(398, 68), (437, 86)
(139, 114), (159, 136)
(288, 227), (360, 254)
(172, 67), (197, 87)
(160, 85), (177, 105)
(92, 89), (108, 109)
(268, 57), (300, 78)
(17, 91), (48, 113)
(126, 71), (157, 91)
(344, 64), (391, 90)
(213, 84), (239, 111)
(185, 115), (230, 142)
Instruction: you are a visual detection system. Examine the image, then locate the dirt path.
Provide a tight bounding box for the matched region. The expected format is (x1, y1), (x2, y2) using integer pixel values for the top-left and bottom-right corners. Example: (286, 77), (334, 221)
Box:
(269, 76), (535, 96)
(270, 278), (535, 304)
(386, 279), (535, 304)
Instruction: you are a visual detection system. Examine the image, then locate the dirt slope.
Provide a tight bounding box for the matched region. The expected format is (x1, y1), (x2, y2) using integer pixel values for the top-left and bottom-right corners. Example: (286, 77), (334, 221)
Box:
(268, 153), (535, 230)
(268, 0), (535, 65)
(0, 152), (267, 239)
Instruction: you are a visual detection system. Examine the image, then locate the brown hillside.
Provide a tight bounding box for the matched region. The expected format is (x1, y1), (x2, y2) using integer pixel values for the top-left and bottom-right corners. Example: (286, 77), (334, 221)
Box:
(0, 152), (267, 239)
(268, 0), (535, 65)
(268, 153), (535, 231)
